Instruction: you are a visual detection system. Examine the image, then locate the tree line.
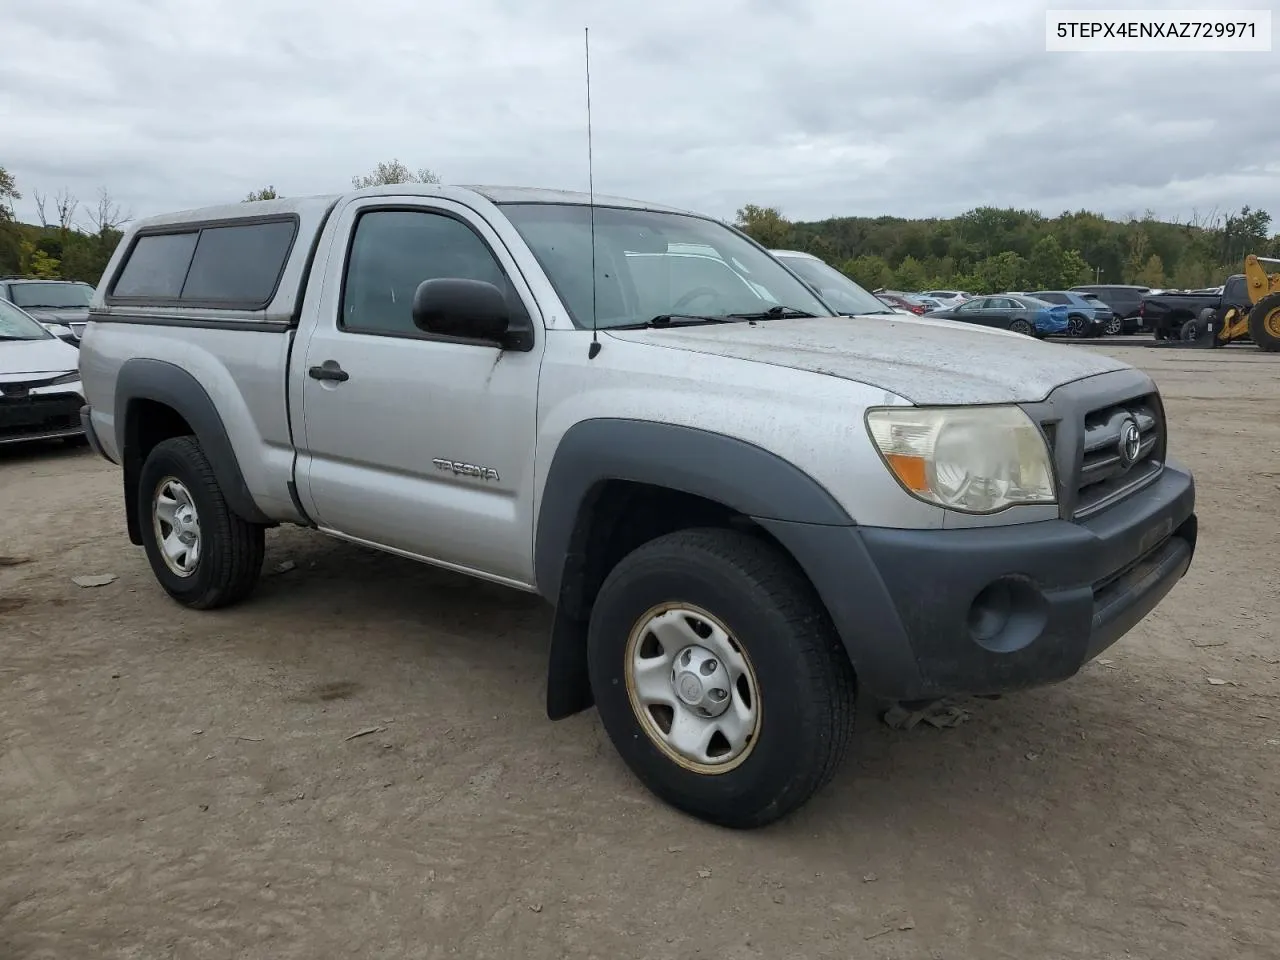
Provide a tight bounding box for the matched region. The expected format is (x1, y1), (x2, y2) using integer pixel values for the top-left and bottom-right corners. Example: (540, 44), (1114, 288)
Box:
(734, 202), (1279, 294)
(3, 158), (1276, 295)
(0, 160), (440, 285)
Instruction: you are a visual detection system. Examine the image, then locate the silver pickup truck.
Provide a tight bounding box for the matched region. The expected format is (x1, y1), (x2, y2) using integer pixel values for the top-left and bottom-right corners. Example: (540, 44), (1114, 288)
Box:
(78, 185), (1198, 828)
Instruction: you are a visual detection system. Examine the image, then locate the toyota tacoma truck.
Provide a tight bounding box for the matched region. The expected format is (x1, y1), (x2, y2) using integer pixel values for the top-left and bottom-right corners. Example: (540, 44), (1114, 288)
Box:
(77, 185), (1198, 828)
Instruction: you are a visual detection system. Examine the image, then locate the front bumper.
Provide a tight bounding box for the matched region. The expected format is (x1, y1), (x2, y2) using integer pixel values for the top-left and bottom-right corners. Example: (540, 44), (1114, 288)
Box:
(0, 390), (86, 445)
(759, 461), (1196, 701)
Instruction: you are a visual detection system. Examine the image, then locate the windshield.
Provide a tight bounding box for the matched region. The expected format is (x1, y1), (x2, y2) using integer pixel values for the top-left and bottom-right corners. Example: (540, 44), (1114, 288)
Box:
(776, 255), (890, 315)
(8, 282), (93, 309)
(499, 203), (831, 329)
(0, 299), (55, 340)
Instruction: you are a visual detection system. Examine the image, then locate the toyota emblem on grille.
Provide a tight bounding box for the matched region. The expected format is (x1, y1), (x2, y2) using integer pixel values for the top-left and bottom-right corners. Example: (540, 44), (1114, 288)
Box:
(1118, 418), (1142, 468)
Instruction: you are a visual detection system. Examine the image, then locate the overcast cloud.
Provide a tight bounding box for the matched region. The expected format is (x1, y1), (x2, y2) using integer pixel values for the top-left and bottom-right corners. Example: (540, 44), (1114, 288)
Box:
(3, 0), (1278, 227)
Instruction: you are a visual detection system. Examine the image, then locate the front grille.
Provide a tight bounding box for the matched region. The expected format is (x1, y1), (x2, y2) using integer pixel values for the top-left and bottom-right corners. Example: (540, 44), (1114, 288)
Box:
(1072, 393), (1163, 519)
(0, 393), (81, 441)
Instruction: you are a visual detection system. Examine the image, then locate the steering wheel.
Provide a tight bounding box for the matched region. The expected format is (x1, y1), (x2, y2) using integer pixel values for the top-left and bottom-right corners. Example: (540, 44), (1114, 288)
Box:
(672, 286), (722, 312)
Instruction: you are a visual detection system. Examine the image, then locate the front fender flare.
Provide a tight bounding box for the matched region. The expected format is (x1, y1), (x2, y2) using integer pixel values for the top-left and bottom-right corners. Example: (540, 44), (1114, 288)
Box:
(534, 418), (859, 719)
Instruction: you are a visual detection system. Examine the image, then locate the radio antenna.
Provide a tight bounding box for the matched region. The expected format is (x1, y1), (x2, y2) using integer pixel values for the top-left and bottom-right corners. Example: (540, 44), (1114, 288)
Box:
(585, 26), (601, 360)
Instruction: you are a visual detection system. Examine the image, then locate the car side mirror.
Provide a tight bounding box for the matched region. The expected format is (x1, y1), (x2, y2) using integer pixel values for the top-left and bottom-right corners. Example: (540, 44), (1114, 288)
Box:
(411, 278), (511, 345)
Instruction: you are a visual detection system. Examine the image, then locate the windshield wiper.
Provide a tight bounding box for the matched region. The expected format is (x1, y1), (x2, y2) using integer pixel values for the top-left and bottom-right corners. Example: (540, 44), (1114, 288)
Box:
(611, 314), (736, 330)
(726, 305), (816, 320)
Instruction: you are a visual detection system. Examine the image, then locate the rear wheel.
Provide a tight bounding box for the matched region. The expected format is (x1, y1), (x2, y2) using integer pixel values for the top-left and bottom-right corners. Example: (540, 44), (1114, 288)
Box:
(138, 436), (265, 609)
(1066, 314), (1088, 338)
(587, 527), (856, 829)
(1104, 316), (1123, 336)
(1009, 318), (1034, 336)
(1248, 292), (1280, 352)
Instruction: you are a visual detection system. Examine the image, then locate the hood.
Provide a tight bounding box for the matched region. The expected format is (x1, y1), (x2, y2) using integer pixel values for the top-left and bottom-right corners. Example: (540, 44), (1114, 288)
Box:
(22, 306), (90, 324)
(605, 314), (1132, 405)
(0, 337), (82, 379)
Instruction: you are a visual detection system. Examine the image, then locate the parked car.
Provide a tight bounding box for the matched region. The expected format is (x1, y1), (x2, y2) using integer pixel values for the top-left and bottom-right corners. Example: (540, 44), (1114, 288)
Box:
(0, 297), (86, 445)
(769, 249), (900, 316)
(1140, 274), (1252, 340)
(923, 290), (972, 308)
(0, 278), (94, 346)
(875, 292), (926, 315)
(1069, 284), (1150, 335)
(1031, 290), (1111, 337)
(926, 294), (1069, 337)
(78, 185), (1197, 829)
(912, 295), (946, 314)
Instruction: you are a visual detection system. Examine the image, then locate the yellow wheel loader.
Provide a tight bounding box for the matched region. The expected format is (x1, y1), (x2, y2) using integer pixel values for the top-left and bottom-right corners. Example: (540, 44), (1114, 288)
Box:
(1197, 255), (1280, 351)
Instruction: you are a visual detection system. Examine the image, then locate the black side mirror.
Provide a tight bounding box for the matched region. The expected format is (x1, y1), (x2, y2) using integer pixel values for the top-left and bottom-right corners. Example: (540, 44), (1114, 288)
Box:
(411, 278), (510, 344)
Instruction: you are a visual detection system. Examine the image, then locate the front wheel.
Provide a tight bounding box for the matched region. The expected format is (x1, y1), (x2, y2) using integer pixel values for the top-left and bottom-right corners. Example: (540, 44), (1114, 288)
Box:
(138, 436), (265, 609)
(1104, 316), (1123, 336)
(1009, 318), (1035, 336)
(1248, 292), (1280, 352)
(587, 528), (856, 829)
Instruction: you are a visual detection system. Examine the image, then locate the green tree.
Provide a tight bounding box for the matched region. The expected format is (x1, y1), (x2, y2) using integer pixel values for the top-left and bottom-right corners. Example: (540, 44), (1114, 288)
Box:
(734, 203), (792, 248)
(890, 255), (928, 291)
(1027, 235), (1092, 289)
(0, 165), (19, 222)
(1135, 253), (1166, 288)
(973, 251), (1027, 293)
(352, 159), (441, 188)
(18, 238), (59, 277)
(244, 186), (280, 201)
(843, 254), (893, 290)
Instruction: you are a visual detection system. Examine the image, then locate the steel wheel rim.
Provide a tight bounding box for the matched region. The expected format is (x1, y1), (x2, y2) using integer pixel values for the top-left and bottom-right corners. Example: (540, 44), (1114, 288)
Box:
(152, 476), (202, 577)
(1264, 307), (1280, 338)
(624, 602), (761, 775)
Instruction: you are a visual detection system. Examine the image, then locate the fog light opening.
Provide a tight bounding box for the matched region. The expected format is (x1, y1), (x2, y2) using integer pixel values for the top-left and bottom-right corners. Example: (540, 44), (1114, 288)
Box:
(966, 576), (1049, 654)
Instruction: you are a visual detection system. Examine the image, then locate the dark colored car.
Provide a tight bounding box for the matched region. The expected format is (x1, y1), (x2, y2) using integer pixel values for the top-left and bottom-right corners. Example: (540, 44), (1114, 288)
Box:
(926, 294), (1069, 337)
(0, 278), (94, 346)
(1140, 274), (1251, 340)
(1031, 290), (1111, 337)
(1069, 284), (1150, 335)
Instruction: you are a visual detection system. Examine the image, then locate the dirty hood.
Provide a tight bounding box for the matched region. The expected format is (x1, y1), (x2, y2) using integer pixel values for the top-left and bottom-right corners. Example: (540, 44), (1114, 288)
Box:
(605, 314), (1132, 404)
(0, 337), (82, 379)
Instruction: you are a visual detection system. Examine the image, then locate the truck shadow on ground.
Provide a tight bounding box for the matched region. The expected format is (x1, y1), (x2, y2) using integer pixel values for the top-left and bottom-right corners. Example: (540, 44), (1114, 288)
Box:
(219, 527), (1255, 848)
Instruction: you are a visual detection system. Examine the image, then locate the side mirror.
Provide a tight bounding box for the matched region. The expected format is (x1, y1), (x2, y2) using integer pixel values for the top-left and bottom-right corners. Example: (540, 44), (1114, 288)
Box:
(411, 278), (510, 344)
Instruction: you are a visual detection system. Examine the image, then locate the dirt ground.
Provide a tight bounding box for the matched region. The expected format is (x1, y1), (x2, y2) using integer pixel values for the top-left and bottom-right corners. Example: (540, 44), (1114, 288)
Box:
(2, 344), (1277, 960)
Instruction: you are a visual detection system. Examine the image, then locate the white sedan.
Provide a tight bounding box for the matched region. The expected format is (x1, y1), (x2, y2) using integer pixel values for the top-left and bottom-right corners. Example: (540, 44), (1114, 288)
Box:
(0, 297), (86, 446)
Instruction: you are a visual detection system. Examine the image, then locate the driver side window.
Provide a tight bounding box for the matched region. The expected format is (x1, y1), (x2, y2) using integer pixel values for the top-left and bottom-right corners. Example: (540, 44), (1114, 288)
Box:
(341, 208), (522, 337)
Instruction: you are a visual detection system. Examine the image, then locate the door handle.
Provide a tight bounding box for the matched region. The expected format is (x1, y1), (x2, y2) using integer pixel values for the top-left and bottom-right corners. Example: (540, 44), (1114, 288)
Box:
(308, 361), (349, 382)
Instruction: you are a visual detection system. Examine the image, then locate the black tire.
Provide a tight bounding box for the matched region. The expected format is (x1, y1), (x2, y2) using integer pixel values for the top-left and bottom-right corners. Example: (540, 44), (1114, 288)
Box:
(1009, 318), (1034, 336)
(137, 435), (265, 609)
(1248, 292), (1280, 352)
(1180, 318), (1203, 342)
(1104, 316), (1123, 336)
(586, 527), (856, 829)
(1066, 314), (1088, 338)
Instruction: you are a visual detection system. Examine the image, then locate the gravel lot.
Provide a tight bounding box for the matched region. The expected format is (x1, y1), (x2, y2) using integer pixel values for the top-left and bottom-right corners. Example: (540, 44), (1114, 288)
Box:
(2, 344), (1277, 960)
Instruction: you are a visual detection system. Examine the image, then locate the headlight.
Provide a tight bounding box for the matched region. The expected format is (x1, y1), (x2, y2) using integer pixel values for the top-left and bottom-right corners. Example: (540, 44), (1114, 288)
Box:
(44, 372), (81, 386)
(865, 405), (1056, 514)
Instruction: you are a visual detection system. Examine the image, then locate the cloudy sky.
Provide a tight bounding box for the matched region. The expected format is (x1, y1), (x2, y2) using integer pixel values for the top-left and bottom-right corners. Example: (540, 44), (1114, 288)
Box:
(3, 0), (1279, 228)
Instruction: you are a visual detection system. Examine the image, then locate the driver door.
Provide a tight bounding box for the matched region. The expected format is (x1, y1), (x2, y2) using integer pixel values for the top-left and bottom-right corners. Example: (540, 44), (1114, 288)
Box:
(293, 197), (545, 588)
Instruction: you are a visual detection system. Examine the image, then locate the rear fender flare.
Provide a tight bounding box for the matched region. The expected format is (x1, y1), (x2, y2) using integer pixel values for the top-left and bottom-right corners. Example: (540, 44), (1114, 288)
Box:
(115, 358), (270, 543)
